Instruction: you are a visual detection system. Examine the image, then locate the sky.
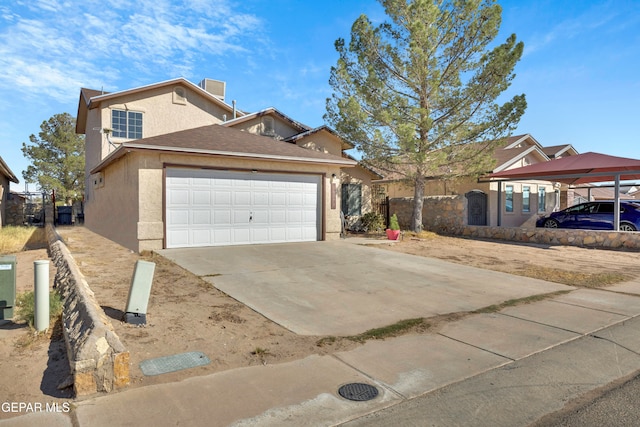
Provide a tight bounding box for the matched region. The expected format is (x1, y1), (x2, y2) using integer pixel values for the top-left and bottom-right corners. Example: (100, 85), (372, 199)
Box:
(1, 0), (639, 192)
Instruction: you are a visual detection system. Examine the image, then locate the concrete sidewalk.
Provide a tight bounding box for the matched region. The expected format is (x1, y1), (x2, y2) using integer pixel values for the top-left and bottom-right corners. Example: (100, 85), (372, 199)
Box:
(4, 284), (640, 426)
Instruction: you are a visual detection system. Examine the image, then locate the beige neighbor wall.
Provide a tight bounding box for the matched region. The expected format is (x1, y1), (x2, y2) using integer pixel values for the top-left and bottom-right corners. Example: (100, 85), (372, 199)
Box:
(91, 151), (344, 252)
(381, 176), (557, 227)
(489, 180), (557, 227)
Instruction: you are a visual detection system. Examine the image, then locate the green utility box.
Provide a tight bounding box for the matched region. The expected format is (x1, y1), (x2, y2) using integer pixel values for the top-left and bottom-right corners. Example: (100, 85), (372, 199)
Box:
(0, 255), (17, 320)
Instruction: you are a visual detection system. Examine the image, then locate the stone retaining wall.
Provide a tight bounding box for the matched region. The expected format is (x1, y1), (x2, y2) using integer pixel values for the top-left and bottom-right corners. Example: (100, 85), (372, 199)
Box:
(46, 224), (129, 396)
(4, 194), (26, 226)
(390, 196), (465, 231)
(390, 195), (640, 250)
(443, 225), (640, 250)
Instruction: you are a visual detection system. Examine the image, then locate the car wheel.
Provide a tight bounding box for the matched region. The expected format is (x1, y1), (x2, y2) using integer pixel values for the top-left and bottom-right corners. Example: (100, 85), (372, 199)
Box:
(620, 223), (637, 232)
(543, 219), (559, 228)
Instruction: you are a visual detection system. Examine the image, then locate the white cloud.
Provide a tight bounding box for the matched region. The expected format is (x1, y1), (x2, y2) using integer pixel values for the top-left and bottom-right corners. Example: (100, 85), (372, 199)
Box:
(523, 5), (618, 57)
(0, 0), (266, 103)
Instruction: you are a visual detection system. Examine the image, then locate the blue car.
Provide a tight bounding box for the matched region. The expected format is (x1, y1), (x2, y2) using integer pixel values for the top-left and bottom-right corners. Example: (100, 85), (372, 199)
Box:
(536, 201), (640, 232)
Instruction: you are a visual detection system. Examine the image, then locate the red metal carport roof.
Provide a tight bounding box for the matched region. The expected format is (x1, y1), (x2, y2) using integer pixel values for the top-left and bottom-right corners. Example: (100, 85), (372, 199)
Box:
(486, 152), (640, 184)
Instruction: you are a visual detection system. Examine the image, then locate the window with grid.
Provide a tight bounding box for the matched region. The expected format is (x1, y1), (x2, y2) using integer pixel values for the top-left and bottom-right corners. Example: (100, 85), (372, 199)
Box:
(112, 110), (143, 139)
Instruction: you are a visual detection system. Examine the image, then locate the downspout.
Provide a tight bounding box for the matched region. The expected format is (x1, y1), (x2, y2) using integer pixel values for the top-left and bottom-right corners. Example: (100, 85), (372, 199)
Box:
(497, 181), (502, 227)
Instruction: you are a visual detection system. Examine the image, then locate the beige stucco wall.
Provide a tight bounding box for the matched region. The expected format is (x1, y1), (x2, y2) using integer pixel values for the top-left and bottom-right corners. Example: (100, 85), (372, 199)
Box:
(341, 165), (375, 215)
(85, 152), (140, 251)
(295, 132), (343, 157)
(93, 85), (226, 162)
(83, 84), (231, 209)
(229, 116), (301, 140)
(87, 150), (344, 252)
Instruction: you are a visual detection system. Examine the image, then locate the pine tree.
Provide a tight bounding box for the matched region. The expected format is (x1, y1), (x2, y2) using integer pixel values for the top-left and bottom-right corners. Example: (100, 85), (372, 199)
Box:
(326, 0), (527, 231)
(21, 112), (85, 203)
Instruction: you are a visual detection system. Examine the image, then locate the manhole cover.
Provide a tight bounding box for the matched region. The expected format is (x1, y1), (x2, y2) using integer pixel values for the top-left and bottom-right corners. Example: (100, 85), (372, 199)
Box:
(338, 383), (379, 401)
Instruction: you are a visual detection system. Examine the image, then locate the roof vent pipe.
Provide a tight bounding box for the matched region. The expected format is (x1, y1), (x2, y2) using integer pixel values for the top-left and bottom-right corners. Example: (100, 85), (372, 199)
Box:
(232, 100), (237, 119)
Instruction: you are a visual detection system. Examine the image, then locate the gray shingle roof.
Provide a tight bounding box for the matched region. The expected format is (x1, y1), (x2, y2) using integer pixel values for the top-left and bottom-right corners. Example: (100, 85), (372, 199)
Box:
(91, 124), (356, 173)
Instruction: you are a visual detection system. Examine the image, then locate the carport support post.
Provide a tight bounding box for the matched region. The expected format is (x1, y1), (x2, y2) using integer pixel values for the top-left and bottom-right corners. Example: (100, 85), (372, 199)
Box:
(614, 174), (621, 231)
(34, 260), (50, 332)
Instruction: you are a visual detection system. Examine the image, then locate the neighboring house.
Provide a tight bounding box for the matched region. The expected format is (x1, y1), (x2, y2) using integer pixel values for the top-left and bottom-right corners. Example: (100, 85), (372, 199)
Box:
(0, 156), (19, 227)
(573, 185), (638, 204)
(373, 134), (578, 227)
(76, 78), (376, 252)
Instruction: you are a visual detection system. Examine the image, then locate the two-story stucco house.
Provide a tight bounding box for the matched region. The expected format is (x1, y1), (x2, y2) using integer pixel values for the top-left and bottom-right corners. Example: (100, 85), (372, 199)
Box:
(76, 78), (378, 252)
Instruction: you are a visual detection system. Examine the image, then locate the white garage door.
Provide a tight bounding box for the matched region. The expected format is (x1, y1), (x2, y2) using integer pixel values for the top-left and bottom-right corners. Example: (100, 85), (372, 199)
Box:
(165, 168), (322, 248)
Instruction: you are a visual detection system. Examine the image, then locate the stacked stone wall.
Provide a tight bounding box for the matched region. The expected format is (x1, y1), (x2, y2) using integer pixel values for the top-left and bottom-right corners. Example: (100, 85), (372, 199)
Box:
(390, 196), (465, 231)
(390, 196), (640, 250)
(46, 223), (129, 396)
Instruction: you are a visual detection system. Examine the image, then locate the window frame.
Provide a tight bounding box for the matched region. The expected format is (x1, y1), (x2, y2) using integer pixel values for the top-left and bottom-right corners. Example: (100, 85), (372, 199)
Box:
(522, 186), (530, 213)
(112, 109), (143, 139)
(505, 185), (514, 213)
(538, 187), (546, 212)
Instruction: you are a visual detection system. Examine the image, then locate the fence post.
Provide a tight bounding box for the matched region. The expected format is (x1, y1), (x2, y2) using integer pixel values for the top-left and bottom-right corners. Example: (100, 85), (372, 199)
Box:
(385, 196), (390, 229)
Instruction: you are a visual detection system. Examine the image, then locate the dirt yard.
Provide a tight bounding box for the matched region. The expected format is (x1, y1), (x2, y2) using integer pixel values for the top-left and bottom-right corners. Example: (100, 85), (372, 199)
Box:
(2, 226), (640, 419)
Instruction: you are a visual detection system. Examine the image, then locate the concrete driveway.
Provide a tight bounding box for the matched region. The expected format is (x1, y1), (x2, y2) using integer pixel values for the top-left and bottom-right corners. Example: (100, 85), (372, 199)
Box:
(158, 241), (572, 336)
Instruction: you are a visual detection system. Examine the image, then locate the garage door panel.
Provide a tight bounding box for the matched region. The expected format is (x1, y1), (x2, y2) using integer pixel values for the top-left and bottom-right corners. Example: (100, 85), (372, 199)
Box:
(192, 177), (211, 187)
(270, 210), (287, 224)
(168, 229), (190, 246)
(168, 210), (189, 226)
(287, 210), (303, 223)
(192, 210), (211, 225)
(214, 191), (231, 205)
(166, 168), (320, 248)
(288, 193), (304, 206)
(233, 228), (251, 244)
(213, 210), (231, 225)
(270, 192), (287, 206)
(234, 211), (250, 223)
(213, 229), (231, 244)
(168, 189), (190, 205)
(191, 229), (212, 245)
(252, 210), (269, 224)
(253, 191), (269, 206)
(234, 192), (251, 206)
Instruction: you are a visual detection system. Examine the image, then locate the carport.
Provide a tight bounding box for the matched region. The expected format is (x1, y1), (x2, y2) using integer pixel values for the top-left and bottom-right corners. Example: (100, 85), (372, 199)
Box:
(483, 152), (640, 230)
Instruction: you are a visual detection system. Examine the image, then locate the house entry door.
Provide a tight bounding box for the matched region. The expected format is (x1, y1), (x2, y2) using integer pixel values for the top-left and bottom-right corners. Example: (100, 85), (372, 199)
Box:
(466, 190), (487, 226)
